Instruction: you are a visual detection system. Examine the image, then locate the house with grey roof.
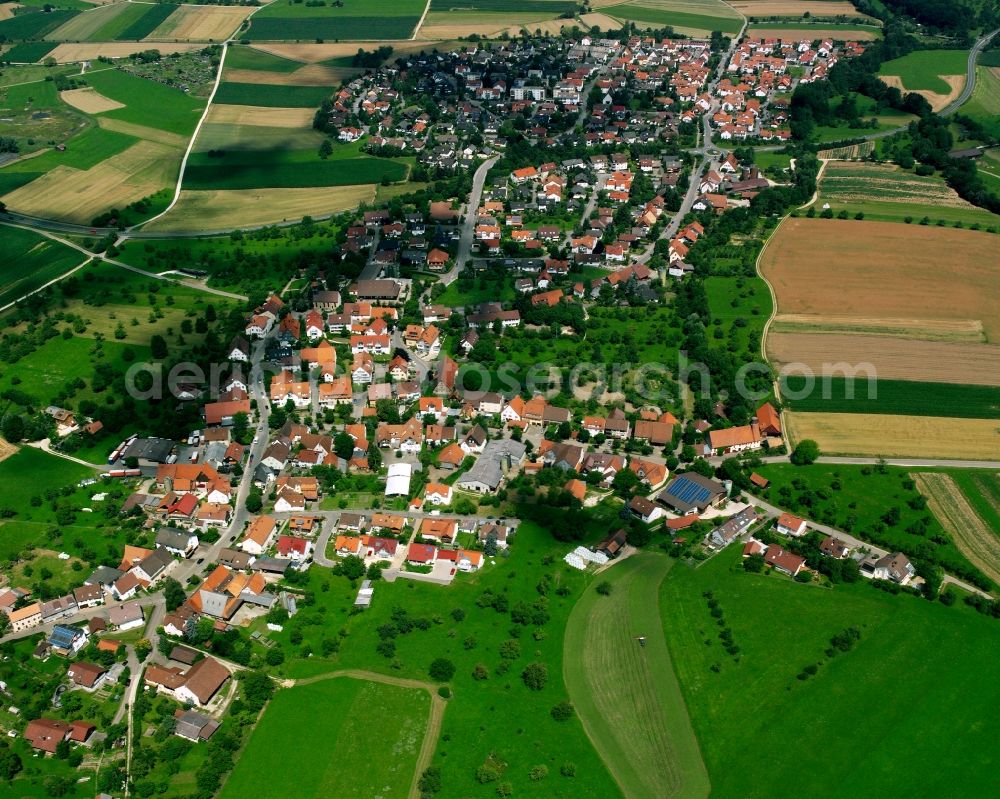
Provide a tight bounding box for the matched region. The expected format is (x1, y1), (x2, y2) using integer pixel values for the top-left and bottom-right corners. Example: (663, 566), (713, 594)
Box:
(456, 439), (526, 494)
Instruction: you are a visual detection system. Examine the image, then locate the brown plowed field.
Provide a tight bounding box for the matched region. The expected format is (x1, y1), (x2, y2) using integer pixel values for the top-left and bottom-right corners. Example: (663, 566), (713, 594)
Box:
(761, 219), (1000, 340)
(767, 332), (1000, 386)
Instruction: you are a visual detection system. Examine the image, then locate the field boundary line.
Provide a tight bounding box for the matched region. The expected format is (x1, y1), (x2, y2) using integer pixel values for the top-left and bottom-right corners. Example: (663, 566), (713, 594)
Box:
(289, 668), (445, 799)
(412, 0), (432, 40)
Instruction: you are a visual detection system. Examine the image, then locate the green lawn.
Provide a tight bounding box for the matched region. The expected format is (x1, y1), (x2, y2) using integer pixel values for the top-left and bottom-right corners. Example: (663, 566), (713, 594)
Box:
(605, 3), (742, 34)
(752, 463), (985, 587)
(213, 82), (331, 107)
(83, 68), (206, 137)
(0, 225), (86, 307)
(879, 49), (968, 93)
(754, 151), (792, 172)
(0, 448), (93, 511)
(564, 553), (709, 799)
(219, 677), (429, 799)
(781, 376), (1000, 418)
(661, 546), (1000, 798)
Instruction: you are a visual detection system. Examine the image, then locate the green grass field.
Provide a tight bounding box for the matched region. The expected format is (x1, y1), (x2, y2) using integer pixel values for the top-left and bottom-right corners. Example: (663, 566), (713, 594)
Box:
(752, 463), (978, 584)
(0, 448), (93, 511)
(605, 2), (742, 34)
(0, 225), (86, 307)
(662, 546), (1000, 798)
(83, 68), (206, 137)
(564, 554), (709, 799)
(218, 676), (430, 799)
(213, 81), (331, 107)
(879, 49), (968, 93)
(0, 66), (85, 156)
(0, 8), (77, 41)
(246, 0), (423, 40)
(1, 40), (58, 62)
(115, 2), (179, 41)
(960, 66), (1000, 139)
(2, 125), (138, 175)
(812, 112), (914, 143)
(781, 376), (1000, 419)
(183, 146), (408, 189)
(225, 44), (304, 72)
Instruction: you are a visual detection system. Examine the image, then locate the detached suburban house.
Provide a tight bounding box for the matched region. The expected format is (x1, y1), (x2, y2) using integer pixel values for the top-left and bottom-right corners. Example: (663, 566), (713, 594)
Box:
(775, 512), (807, 537)
(657, 473), (727, 515)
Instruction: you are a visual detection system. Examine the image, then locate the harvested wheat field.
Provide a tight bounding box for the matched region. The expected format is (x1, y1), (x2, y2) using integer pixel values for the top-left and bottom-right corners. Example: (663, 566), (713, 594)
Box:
(785, 412), (1000, 460)
(730, 0), (866, 14)
(578, 12), (625, 30)
(1, 140), (178, 223)
(0, 4), (22, 22)
(747, 25), (881, 40)
(59, 87), (124, 114)
(146, 185), (376, 232)
(224, 64), (343, 87)
(418, 11), (554, 40)
(204, 104), (314, 128)
(881, 74), (964, 112)
(914, 473), (1000, 585)
(48, 42), (203, 62)
(768, 332), (1000, 387)
(761, 219), (1000, 340)
(771, 314), (986, 342)
(145, 5), (254, 42)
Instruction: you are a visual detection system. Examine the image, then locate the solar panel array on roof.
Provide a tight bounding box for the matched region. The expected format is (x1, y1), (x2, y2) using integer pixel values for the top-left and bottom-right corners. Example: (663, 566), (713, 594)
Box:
(670, 476), (711, 505)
